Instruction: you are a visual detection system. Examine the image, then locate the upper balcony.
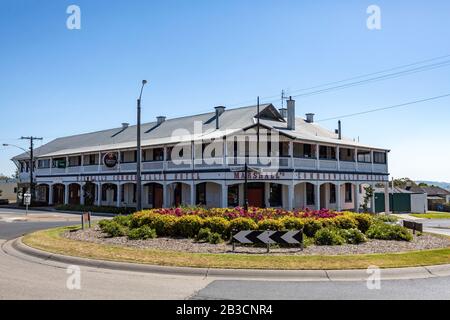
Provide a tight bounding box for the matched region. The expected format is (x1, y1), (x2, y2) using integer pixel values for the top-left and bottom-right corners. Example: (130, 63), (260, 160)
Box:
(30, 156), (388, 176)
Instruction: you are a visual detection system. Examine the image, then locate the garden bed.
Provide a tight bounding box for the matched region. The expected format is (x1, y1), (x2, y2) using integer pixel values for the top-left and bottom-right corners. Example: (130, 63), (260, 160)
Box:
(63, 225), (450, 256)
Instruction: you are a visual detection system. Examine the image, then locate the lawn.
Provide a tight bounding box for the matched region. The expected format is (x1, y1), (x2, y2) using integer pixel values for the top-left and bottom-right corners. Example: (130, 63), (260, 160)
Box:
(411, 211), (450, 219)
(22, 226), (450, 270)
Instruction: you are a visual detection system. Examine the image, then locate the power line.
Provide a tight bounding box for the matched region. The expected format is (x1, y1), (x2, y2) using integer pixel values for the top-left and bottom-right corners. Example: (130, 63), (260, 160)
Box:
(227, 53), (450, 107)
(316, 93), (450, 122)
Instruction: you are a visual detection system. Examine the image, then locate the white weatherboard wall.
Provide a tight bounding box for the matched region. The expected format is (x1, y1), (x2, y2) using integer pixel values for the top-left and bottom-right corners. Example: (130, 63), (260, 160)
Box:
(411, 193), (427, 214)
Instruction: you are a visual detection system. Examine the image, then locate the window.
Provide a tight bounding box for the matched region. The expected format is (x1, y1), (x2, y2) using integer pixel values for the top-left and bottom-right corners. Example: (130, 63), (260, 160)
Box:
(228, 185), (239, 207)
(153, 148), (164, 161)
(38, 159), (50, 169)
(52, 158), (66, 168)
(345, 183), (353, 203)
(357, 150), (371, 163)
(196, 183), (206, 205)
(293, 143), (315, 158)
(83, 154), (98, 165)
(339, 148), (355, 161)
(319, 146), (336, 160)
(279, 142), (290, 157)
(166, 146), (184, 160)
(120, 150), (137, 163)
(269, 183), (282, 207)
(68, 156), (81, 167)
(373, 151), (386, 164)
(306, 184), (315, 206)
(329, 184), (336, 204)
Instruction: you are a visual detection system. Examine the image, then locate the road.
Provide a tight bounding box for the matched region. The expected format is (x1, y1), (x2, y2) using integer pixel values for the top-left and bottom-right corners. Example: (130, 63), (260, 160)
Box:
(0, 207), (449, 300)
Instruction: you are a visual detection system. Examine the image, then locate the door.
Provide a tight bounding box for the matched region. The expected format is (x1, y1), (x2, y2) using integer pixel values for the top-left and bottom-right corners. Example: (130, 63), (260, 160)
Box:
(247, 183), (264, 208)
(174, 183), (182, 207)
(154, 185), (163, 208)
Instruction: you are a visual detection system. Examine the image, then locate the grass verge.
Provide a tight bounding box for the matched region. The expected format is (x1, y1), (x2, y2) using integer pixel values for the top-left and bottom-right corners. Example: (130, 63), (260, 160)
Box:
(411, 212), (450, 219)
(22, 226), (450, 270)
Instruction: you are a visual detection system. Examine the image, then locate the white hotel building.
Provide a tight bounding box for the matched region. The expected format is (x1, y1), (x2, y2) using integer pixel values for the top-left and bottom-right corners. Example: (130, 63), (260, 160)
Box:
(13, 100), (390, 212)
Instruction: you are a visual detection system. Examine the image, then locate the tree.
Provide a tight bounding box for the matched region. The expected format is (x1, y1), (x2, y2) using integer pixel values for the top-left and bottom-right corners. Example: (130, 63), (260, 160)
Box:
(393, 178), (417, 189)
(418, 182), (429, 187)
(362, 185), (374, 212)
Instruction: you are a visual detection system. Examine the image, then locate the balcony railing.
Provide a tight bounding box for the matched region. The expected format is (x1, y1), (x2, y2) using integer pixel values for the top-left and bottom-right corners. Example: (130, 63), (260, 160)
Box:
(29, 156), (389, 176)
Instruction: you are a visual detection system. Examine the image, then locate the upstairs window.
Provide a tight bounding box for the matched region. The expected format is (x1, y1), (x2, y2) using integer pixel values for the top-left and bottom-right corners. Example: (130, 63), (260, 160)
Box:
(37, 159), (50, 169)
(293, 143), (315, 158)
(83, 154), (99, 166)
(373, 151), (387, 164)
(52, 158), (67, 168)
(68, 156), (81, 167)
(120, 150), (137, 163)
(357, 150), (372, 163)
(339, 148), (355, 161)
(319, 146), (336, 160)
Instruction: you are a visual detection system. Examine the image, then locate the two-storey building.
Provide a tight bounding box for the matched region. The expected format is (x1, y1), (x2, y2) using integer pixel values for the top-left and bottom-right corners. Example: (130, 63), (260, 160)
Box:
(12, 99), (390, 212)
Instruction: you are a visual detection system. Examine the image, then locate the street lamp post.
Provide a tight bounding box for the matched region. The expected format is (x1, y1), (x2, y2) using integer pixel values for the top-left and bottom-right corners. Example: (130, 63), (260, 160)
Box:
(136, 80), (148, 212)
(3, 143), (33, 204)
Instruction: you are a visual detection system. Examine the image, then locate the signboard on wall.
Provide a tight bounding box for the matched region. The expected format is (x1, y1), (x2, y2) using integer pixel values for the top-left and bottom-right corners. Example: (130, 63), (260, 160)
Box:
(103, 152), (118, 168)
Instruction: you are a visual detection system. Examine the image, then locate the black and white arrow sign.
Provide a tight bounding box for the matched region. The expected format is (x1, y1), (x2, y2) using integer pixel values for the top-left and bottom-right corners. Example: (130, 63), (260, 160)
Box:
(233, 230), (303, 244)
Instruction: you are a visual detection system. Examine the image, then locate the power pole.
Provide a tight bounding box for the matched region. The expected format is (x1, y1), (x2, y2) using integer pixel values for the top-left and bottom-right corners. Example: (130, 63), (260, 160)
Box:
(20, 136), (43, 205)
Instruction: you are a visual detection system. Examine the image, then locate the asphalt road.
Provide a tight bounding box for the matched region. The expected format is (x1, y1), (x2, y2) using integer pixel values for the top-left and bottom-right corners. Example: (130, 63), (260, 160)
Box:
(0, 207), (449, 300)
(192, 278), (450, 300)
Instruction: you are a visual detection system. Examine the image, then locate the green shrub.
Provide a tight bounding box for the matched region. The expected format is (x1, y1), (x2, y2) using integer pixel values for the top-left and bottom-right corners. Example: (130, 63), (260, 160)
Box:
(197, 228), (212, 242)
(280, 217), (304, 230)
(366, 222), (412, 241)
(207, 232), (223, 244)
(314, 228), (345, 246)
(98, 220), (126, 237)
(339, 228), (367, 244)
(203, 217), (231, 237)
(229, 218), (258, 233)
(332, 215), (358, 230)
(373, 214), (398, 223)
(150, 214), (178, 237)
(257, 219), (284, 231)
(127, 225), (157, 240)
(303, 219), (323, 237)
(353, 214), (373, 233)
(112, 214), (131, 227)
(174, 215), (204, 238)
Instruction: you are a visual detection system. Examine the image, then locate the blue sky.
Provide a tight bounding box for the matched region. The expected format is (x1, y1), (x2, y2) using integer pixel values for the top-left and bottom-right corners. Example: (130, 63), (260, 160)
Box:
(0, 0), (449, 181)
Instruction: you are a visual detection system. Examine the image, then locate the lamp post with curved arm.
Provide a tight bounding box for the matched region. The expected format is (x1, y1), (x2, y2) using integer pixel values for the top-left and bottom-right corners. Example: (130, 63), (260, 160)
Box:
(136, 80), (148, 211)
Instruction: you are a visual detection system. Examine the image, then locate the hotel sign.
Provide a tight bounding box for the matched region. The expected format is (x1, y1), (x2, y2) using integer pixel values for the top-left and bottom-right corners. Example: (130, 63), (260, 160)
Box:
(103, 152), (118, 168)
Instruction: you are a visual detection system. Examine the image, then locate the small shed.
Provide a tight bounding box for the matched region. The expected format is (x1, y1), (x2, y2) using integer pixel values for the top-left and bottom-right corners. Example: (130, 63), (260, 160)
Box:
(374, 187), (427, 214)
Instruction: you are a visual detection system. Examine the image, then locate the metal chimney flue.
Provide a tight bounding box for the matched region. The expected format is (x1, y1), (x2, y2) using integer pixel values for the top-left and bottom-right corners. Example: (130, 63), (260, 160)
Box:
(279, 108), (287, 119)
(287, 97), (295, 130)
(215, 106), (226, 129)
(156, 116), (166, 125)
(338, 120), (342, 140)
(121, 122), (129, 130)
(305, 113), (315, 123)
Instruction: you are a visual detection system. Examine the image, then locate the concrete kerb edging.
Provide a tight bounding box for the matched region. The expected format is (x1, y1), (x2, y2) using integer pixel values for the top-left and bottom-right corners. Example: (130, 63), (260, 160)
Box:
(10, 237), (450, 281)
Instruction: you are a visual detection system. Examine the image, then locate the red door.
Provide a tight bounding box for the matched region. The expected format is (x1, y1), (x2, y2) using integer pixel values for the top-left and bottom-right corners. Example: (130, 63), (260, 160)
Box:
(248, 184), (264, 208)
(154, 185), (163, 208)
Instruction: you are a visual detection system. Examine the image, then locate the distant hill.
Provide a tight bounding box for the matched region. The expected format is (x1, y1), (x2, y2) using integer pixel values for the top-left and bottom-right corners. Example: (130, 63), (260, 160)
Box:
(416, 181), (450, 191)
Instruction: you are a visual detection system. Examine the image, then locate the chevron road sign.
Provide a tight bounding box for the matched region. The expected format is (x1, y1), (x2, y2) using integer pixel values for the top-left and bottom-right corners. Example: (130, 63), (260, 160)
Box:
(233, 230), (303, 245)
